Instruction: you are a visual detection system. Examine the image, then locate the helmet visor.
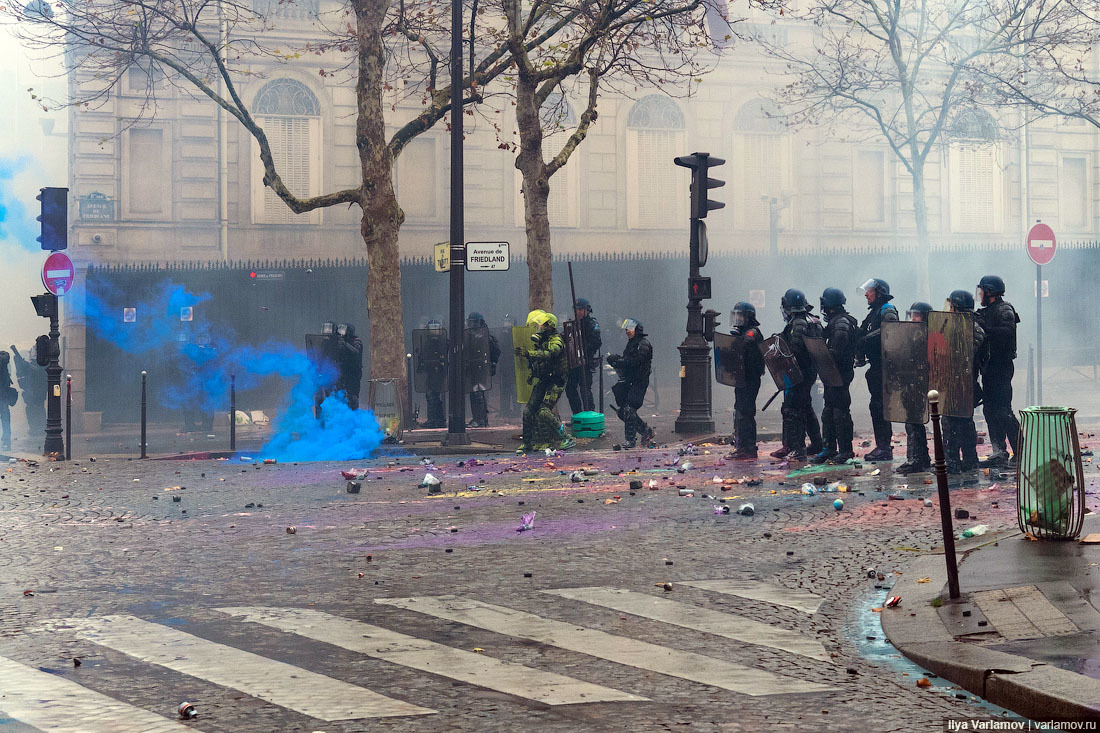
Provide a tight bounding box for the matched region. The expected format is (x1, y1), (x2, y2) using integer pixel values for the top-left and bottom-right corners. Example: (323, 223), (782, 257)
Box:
(622, 318), (639, 332)
(906, 309), (923, 322)
(730, 311), (746, 328)
(858, 279), (878, 294)
(975, 286), (984, 304)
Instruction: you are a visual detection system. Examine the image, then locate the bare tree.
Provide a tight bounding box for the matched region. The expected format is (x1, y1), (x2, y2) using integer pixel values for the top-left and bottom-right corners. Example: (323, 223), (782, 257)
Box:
(757, 0), (1083, 297)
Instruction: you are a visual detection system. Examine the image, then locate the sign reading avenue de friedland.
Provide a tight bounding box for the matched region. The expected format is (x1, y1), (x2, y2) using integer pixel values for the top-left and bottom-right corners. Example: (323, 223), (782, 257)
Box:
(465, 241), (510, 272)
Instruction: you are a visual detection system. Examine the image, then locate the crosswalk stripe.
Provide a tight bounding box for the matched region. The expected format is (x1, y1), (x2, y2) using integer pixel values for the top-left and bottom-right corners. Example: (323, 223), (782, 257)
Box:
(63, 615), (435, 721)
(0, 655), (190, 732)
(217, 607), (646, 705)
(681, 580), (826, 614)
(376, 596), (837, 697)
(542, 587), (831, 662)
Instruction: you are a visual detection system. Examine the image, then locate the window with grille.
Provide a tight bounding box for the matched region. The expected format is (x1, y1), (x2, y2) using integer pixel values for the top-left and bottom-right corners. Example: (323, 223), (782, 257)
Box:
(1062, 156), (1088, 231)
(733, 99), (789, 231)
(949, 109), (1001, 233)
(626, 95), (686, 229)
(250, 79), (322, 225)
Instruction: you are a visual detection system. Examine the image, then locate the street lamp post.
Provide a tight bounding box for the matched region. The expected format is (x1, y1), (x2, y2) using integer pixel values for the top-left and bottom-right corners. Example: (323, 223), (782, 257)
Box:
(445, 0), (470, 446)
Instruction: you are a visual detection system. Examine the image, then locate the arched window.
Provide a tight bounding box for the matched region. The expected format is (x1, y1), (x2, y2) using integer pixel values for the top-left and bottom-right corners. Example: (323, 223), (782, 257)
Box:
(515, 92), (579, 228)
(251, 79), (322, 224)
(626, 95), (687, 229)
(949, 108), (1002, 233)
(733, 98), (789, 231)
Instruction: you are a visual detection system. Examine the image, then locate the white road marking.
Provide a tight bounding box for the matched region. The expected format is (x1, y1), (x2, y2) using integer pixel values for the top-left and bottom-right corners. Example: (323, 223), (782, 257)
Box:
(63, 615), (434, 721)
(218, 606), (645, 705)
(0, 655), (190, 732)
(376, 596), (837, 697)
(681, 580), (826, 614)
(543, 587), (831, 662)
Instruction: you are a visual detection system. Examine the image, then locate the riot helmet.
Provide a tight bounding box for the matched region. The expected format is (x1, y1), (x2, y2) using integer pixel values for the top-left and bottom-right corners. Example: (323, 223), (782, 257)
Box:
(858, 278), (893, 303)
(574, 298), (592, 316)
(337, 323), (349, 336)
(467, 312), (486, 328)
(780, 289), (808, 320)
(947, 289), (975, 312)
(426, 318), (443, 330)
(343, 324), (357, 339)
(977, 274), (1006, 305)
(906, 302), (933, 322)
(730, 302), (756, 329)
(622, 318), (643, 338)
(820, 287), (846, 311)
(321, 321), (337, 335)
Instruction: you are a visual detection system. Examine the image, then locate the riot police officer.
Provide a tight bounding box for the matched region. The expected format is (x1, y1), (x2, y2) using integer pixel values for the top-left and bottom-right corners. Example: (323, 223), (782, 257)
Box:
(565, 298), (602, 414)
(515, 310), (574, 451)
(0, 350), (13, 450)
(896, 302), (933, 474)
(812, 288), (858, 465)
(976, 275), (1020, 466)
(337, 323), (364, 410)
(856, 278), (899, 462)
(728, 302), (766, 459)
(419, 319), (447, 428)
(608, 318), (654, 449)
(945, 290), (987, 473)
(466, 312), (501, 427)
(773, 289), (823, 461)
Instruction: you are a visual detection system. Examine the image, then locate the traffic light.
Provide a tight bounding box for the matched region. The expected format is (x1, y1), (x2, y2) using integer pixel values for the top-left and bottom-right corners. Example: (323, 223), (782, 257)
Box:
(689, 276), (712, 301)
(36, 187), (68, 251)
(674, 153), (725, 220)
(702, 309), (721, 342)
(35, 335), (52, 366)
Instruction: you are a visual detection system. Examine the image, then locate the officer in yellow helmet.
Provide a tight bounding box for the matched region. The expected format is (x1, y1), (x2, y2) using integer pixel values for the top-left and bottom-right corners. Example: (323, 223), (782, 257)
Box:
(514, 310), (574, 452)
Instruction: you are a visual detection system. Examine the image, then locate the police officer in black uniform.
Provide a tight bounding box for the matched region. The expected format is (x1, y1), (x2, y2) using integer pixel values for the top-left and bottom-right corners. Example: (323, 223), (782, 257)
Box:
(897, 302), (933, 474)
(608, 319), (654, 449)
(812, 288), (858, 465)
(565, 298), (601, 414)
(728, 302), (766, 459)
(944, 290), (987, 473)
(466, 312), (501, 427)
(337, 323), (364, 410)
(976, 275), (1021, 466)
(420, 318), (447, 428)
(773, 289), (823, 461)
(856, 278), (899, 462)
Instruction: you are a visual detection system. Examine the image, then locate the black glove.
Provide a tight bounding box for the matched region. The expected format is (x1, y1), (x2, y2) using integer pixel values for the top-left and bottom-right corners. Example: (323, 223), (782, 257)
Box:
(607, 354), (620, 367)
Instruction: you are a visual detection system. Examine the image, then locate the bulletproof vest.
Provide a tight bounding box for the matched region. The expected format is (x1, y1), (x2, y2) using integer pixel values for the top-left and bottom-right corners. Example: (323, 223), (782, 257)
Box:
(980, 300), (1018, 361)
(621, 335), (653, 383)
(740, 326), (766, 379)
(826, 313), (858, 369)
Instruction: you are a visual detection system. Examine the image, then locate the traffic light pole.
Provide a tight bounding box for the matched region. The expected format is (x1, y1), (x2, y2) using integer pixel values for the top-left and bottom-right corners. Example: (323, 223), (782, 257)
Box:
(42, 294), (64, 457)
(674, 152), (723, 435)
(445, 0), (469, 446)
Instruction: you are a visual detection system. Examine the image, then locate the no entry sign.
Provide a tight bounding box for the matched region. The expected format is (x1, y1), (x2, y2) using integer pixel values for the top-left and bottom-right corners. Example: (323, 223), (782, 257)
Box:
(42, 252), (75, 296)
(1026, 222), (1056, 266)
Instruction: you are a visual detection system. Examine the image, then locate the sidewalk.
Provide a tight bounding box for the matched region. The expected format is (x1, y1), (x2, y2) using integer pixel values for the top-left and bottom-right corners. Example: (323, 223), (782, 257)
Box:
(883, 512), (1100, 721)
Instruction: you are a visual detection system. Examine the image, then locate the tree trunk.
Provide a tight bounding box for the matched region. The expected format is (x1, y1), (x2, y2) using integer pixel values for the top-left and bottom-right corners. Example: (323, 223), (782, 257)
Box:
(515, 77), (554, 313)
(354, 0), (406, 388)
(911, 164), (931, 302)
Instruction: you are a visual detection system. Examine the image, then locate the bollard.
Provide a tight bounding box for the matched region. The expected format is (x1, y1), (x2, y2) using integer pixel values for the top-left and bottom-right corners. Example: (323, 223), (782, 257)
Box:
(928, 390), (960, 600)
(140, 370), (148, 459)
(65, 375), (72, 461)
(230, 374), (236, 452)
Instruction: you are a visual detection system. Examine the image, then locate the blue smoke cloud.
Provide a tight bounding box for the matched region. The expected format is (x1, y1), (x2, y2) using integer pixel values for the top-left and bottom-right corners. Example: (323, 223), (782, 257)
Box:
(0, 157), (37, 250)
(78, 280), (383, 461)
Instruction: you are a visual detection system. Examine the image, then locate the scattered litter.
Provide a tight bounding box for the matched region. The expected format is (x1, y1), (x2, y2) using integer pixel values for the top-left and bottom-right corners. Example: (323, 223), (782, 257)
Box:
(466, 485), (485, 492)
(346, 481), (361, 494)
(584, 468), (599, 476)
(866, 569), (877, 578)
(472, 647), (485, 654)
(263, 458), (276, 465)
(178, 702), (198, 720)
(801, 483), (816, 495)
(833, 499), (844, 511)
(736, 503), (755, 516)
(916, 678), (931, 688)
(419, 473), (442, 492)
(22, 590), (33, 597)
(679, 461), (694, 472)
(1080, 534), (1100, 544)
(712, 476), (723, 484)
(73, 658), (81, 667)
(662, 582), (673, 592)
(960, 524), (989, 539)
(517, 511), (536, 532)
(341, 469), (367, 480)
(714, 505), (730, 515)
(917, 577), (931, 584)
(604, 498), (620, 505)
(870, 468), (881, 476)
(887, 494), (905, 501)
(923, 498), (933, 507)
(648, 480), (658, 489)
(545, 448), (554, 457)
(629, 480), (643, 490)
(286, 526), (297, 535)
(570, 471), (585, 482)
(885, 596), (902, 608)
(664, 558), (674, 565)
(678, 488), (695, 497)
(954, 508), (969, 520)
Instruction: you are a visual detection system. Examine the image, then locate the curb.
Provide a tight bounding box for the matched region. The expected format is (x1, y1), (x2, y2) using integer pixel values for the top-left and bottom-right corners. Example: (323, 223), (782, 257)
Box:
(881, 545), (1100, 721)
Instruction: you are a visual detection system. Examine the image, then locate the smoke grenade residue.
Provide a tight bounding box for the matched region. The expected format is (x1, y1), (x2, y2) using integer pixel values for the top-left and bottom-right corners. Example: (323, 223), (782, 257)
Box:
(79, 280), (382, 461)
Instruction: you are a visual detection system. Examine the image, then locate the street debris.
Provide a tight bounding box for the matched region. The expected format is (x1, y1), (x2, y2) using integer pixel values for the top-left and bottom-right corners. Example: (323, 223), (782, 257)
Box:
(346, 481), (361, 494)
(917, 577), (931, 584)
(517, 511), (536, 532)
(22, 590), (33, 597)
(714, 505), (730, 515)
(801, 483), (816, 495)
(177, 702), (198, 719)
(960, 524), (989, 538)
(629, 480), (643, 490)
(662, 582), (673, 592)
(833, 499), (844, 511)
(72, 658), (81, 667)
(885, 595), (902, 608)
(736, 503), (755, 516)
(419, 473), (442, 492)
(286, 526), (297, 534)
(916, 678), (931, 688)
(678, 488), (695, 497)
(954, 508), (969, 519)
(924, 498), (933, 507)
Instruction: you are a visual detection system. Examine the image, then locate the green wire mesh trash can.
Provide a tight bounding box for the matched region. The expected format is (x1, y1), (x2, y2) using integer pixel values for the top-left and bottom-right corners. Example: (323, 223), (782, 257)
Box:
(1016, 406), (1086, 540)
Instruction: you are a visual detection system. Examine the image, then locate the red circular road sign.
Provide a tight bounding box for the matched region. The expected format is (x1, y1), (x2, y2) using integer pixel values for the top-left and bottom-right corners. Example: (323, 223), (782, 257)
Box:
(41, 252), (75, 296)
(1026, 222), (1057, 266)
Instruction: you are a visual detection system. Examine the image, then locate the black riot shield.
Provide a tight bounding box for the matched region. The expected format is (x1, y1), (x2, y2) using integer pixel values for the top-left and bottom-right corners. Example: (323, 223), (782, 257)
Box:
(928, 311), (974, 418)
(412, 328), (448, 394)
(464, 326), (493, 393)
(713, 332), (746, 387)
(881, 321), (929, 424)
(562, 320), (586, 370)
(305, 333), (339, 370)
(805, 336), (843, 388)
(493, 327), (519, 417)
(760, 335), (803, 391)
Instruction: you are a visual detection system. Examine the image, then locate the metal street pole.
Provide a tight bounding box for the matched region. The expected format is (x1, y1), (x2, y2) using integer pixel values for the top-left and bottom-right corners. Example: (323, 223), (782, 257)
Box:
(1036, 262), (1042, 404)
(929, 390), (961, 600)
(43, 294), (64, 457)
(445, 0), (469, 446)
(675, 215), (714, 434)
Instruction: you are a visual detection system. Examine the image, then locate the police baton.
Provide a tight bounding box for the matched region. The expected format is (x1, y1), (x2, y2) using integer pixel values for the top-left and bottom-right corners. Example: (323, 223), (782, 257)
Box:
(760, 388), (782, 412)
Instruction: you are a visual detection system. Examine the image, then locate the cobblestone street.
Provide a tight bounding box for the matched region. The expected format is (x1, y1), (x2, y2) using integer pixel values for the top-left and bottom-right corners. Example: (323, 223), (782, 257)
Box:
(0, 441), (1048, 731)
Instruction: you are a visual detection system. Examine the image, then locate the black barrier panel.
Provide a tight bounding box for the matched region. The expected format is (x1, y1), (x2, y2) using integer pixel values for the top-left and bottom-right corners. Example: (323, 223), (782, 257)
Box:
(805, 337), (843, 388)
(881, 321), (929, 424)
(713, 332), (745, 387)
(760, 335), (803, 391)
(412, 328), (448, 394)
(928, 311), (974, 419)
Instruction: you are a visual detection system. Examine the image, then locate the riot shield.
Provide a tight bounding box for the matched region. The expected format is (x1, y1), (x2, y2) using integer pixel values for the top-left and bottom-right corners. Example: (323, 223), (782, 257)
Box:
(562, 320), (586, 370)
(305, 333), (339, 369)
(412, 328), (448, 394)
(493, 327), (519, 417)
(805, 336), (843, 388)
(760, 335), (803, 391)
(464, 326), (493, 393)
(713, 332), (745, 387)
(880, 321), (929, 424)
(368, 378), (403, 440)
(928, 311), (974, 418)
(512, 325), (539, 404)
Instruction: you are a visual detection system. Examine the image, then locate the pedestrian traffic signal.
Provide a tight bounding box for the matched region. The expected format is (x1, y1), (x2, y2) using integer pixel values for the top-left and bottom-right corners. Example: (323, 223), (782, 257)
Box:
(689, 276), (712, 301)
(36, 187), (68, 251)
(674, 153), (725, 220)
